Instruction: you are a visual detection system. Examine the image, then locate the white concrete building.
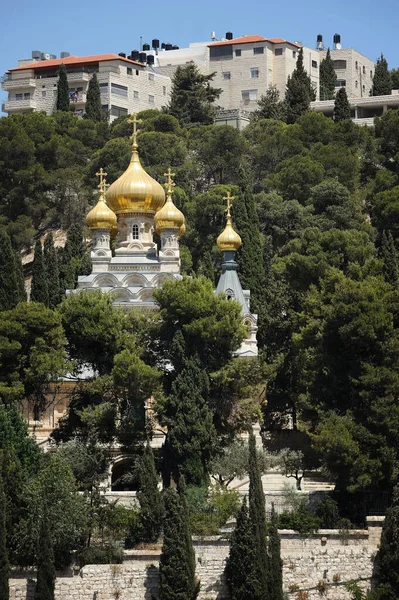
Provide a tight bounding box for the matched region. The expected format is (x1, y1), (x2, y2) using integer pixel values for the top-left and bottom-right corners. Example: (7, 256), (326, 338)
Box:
(318, 47), (375, 99)
(2, 53), (170, 120)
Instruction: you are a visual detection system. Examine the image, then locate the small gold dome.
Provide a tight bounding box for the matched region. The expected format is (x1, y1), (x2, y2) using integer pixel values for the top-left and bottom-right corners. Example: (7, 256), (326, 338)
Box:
(154, 193), (185, 236)
(86, 193), (117, 230)
(217, 214), (242, 251)
(178, 221), (186, 238)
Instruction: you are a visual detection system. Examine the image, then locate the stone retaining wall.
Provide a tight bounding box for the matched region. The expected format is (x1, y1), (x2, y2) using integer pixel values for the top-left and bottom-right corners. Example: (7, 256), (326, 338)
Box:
(9, 517), (384, 600)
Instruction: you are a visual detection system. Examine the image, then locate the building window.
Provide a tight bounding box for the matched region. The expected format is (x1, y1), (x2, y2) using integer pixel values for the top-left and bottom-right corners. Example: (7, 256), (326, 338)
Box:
(242, 89), (258, 102)
(363, 84), (366, 92)
(355, 80), (358, 88)
(148, 94), (155, 103)
(132, 224), (139, 240)
(363, 66), (366, 74)
(235, 49), (241, 57)
(23, 93), (30, 100)
(127, 67), (132, 75)
(223, 71), (231, 80)
(355, 61), (358, 69)
(134, 90), (139, 99)
(99, 82), (108, 90)
(336, 80), (347, 87)
(111, 83), (128, 97)
(136, 70), (139, 76)
(253, 46), (264, 55)
(333, 60), (347, 69)
(163, 86), (167, 95)
(293, 51), (296, 58)
(250, 68), (259, 79)
(110, 105), (128, 117)
(210, 45), (233, 59)
(312, 60), (318, 68)
(42, 90), (46, 98)
(275, 48), (284, 56)
(370, 70), (373, 78)
(15, 93), (22, 100)
(148, 73), (155, 81)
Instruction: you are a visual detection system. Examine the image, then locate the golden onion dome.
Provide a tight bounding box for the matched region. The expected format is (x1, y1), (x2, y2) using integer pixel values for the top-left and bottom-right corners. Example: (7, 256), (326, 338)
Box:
(154, 192), (185, 235)
(217, 193), (242, 251)
(86, 192), (117, 230)
(178, 221), (186, 238)
(106, 115), (165, 215)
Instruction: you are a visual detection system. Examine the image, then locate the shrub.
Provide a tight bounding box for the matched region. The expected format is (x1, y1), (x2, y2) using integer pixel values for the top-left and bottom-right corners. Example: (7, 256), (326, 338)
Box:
(278, 509), (320, 536)
(77, 545), (124, 567)
(316, 495), (340, 528)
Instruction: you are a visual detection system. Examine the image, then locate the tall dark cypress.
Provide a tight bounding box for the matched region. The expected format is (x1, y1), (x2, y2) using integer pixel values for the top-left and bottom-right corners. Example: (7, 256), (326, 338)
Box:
(85, 73), (102, 122)
(34, 506), (56, 600)
(0, 471), (9, 600)
(226, 498), (258, 600)
(372, 54), (392, 96)
(14, 251), (26, 303)
(284, 47), (316, 123)
(381, 230), (399, 288)
(376, 484), (399, 598)
(59, 224), (85, 292)
(43, 233), (61, 309)
(56, 64), (69, 112)
(31, 240), (49, 305)
(333, 87), (351, 122)
(158, 486), (199, 600)
(0, 230), (19, 310)
(268, 507), (283, 600)
(136, 442), (163, 542)
(319, 48), (337, 100)
(248, 427), (268, 599)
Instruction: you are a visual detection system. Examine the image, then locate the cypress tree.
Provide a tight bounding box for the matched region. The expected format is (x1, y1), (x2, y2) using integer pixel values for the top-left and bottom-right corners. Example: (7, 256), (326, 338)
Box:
(381, 230), (399, 288)
(0, 229), (19, 310)
(284, 47), (316, 124)
(319, 48), (337, 100)
(59, 224), (85, 292)
(372, 54), (392, 96)
(0, 470), (9, 600)
(31, 240), (49, 305)
(376, 484), (399, 598)
(136, 442), (163, 542)
(56, 64), (69, 112)
(14, 251), (26, 303)
(268, 507), (283, 600)
(158, 486), (199, 600)
(165, 358), (217, 487)
(333, 87), (351, 122)
(248, 427), (268, 599)
(43, 233), (61, 309)
(85, 73), (102, 122)
(226, 498), (258, 599)
(34, 506), (56, 600)
(197, 250), (215, 285)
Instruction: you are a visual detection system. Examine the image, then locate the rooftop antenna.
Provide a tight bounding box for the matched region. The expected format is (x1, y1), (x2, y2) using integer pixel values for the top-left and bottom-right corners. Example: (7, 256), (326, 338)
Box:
(140, 35), (143, 51)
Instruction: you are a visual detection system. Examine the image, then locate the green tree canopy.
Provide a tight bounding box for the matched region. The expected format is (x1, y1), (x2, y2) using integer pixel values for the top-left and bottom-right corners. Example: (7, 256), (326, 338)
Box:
(320, 48), (337, 100)
(372, 54), (392, 96)
(284, 47), (316, 124)
(334, 87), (351, 122)
(85, 73), (102, 122)
(56, 64), (69, 112)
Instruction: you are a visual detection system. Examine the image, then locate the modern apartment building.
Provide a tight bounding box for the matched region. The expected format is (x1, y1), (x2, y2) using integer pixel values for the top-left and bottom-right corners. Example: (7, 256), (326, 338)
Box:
(318, 47), (375, 99)
(1, 52), (170, 119)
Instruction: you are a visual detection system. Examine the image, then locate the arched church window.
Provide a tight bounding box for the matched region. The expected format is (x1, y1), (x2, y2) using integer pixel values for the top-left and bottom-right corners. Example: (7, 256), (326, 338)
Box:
(132, 224), (139, 240)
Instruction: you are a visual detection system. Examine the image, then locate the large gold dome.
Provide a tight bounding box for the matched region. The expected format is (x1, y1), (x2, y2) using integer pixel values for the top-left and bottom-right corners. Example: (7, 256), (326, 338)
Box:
(86, 193), (117, 230)
(106, 145), (165, 216)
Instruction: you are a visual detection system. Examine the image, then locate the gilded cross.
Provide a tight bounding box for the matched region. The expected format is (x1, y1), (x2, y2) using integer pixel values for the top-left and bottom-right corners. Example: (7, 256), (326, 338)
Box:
(164, 167), (176, 193)
(96, 167), (107, 191)
(223, 191), (235, 216)
(128, 114), (141, 148)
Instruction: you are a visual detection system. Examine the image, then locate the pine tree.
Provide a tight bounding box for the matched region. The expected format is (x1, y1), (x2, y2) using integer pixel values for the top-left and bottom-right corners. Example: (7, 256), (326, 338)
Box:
(248, 427), (268, 599)
(333, 87), (351, 122)
(43, 233), (61, 309)
(254, 85), (285, 120)
(197, 251), (215, 285)
(376, 484), (399, 599)
(284, 47), (316, 124)
(268, 507), (283, 600)
(381, 231), (399, 288)
(319, 48), (337, 100)
(85, 73), (102, 122)
(31, 240), (49, 305)
(0, 230), (19, 310)
(226, 498), (258, 599)
(233, 180), (266, 316)
(372, 54), (392, 96)
(136, 442), (163, 542)
(34, 506), (56, 600)
(14, 251), (26, 303)
(158, 486), (199, 600)
(0, 471), (9, 600)
(165, 358), (217, 487)
(56, 64), (69, 112)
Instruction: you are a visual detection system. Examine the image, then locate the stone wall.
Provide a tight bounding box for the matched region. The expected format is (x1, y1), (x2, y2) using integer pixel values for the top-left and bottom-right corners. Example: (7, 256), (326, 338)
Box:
(9, 517), (384, 600)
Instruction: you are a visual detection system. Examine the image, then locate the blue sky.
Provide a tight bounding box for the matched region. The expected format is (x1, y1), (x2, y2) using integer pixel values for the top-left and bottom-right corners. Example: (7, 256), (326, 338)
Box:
(1, 0), (399, 111)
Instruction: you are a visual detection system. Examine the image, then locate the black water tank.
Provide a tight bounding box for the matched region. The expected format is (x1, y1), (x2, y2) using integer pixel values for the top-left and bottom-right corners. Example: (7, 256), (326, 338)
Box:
(226, 31), (233, 40)
(131, 50), (140, 61)
(118, 52), (126, 58)
(317, 34), (323, 43)
(333, 33), (341, 45)
(161, 42), (166, 50)
(152, 39), (160, 49)
(172, 45), (179, 50)
(147, 55), (155, 65)
(165, 43), (173, 51)
(139, 52), (147, 63)
(143, 43), (150, 51)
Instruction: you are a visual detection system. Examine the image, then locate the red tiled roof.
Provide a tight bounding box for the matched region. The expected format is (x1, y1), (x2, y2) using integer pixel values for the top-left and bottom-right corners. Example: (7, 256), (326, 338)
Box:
(9, 53), (142, 72)
(208, 35), (267, 47)
(266, 37), (301, 48)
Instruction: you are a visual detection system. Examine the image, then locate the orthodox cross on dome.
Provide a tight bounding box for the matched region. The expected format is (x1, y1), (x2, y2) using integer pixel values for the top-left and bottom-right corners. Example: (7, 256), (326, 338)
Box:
(164, 167), (176, 194)
(128, 114), (141, 149)
(223, 191), (235, 217)
(96, 167), (107, 192)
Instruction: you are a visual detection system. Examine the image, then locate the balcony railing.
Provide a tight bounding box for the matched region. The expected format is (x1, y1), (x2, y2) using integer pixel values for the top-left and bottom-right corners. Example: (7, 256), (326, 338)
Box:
(2, 78), (36, 90)
(2, 98), (37, 112)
